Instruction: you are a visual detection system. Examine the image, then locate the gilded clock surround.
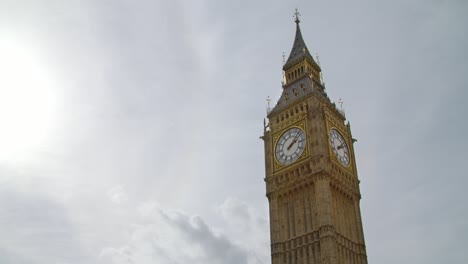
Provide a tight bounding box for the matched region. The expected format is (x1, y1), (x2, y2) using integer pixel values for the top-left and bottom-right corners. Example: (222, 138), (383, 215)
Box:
(329, 127), (350, 167)
(262, 12), (368, 264)
(325, 111), (355, 173)
(272, 121), (309, 172)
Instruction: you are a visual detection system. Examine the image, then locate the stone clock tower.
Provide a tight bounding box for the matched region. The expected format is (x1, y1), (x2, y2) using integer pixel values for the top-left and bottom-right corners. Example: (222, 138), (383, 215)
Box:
(262, 13), (368, 264)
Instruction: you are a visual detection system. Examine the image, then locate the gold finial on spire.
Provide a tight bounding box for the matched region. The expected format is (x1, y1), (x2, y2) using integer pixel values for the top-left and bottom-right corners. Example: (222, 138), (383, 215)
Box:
(294, 8), (301, 24)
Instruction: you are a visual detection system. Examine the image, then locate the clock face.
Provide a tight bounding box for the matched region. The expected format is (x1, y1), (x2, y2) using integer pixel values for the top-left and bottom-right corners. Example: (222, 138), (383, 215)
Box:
(329, 128), (350, 166)
(275, 127), (306, 165)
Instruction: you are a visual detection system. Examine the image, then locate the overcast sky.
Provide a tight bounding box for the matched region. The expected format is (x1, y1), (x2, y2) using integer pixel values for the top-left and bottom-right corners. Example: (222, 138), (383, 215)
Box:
(0, 0), (467, 263)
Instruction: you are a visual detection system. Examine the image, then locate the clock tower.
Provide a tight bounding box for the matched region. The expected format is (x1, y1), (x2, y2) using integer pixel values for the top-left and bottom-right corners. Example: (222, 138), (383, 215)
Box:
(262, 12), (368, 264)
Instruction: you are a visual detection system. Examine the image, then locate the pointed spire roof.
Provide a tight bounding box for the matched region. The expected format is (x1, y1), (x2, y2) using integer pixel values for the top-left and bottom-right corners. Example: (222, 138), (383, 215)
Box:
(283, 10), (318, 70)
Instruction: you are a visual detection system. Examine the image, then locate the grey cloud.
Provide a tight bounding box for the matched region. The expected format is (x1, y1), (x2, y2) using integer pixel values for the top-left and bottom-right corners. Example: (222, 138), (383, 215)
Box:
(0, 183), (88, 264)
(219, 197), (251, 221)
(100, 199), (266, 264)
(0, 0), (466, 263)
(161, 211), (249, 264)
(218, 198), (269, 260)
(0, 247), (36, 264)
(218, 197), (269, 238)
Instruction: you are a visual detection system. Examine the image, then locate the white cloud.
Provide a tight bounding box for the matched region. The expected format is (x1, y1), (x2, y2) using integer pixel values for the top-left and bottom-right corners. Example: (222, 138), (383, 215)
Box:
(107, 186), (128, 205)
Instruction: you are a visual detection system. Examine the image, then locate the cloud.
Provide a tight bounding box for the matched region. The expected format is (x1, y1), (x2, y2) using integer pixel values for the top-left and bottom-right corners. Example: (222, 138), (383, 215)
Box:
(107, 186), (128, 205)
(218, 197), (269, 251)
(100, 198), (268, 264)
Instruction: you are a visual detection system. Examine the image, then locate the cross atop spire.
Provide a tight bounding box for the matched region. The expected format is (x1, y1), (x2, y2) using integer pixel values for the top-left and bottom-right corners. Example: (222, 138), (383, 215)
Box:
(294, 8), (301, 24)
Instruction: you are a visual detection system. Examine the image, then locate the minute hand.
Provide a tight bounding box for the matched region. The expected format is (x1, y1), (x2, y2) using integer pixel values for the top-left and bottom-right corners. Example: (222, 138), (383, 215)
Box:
(287, 132), (301, 151)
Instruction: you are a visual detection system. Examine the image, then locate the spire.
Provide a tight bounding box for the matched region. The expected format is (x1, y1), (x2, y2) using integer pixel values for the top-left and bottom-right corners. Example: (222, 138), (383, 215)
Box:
(283, 9), (318, 71)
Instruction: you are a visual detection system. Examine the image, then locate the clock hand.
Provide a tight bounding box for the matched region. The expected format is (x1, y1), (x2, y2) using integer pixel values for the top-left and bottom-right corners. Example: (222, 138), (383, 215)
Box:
(287, 132), (301, 151)
(287, 139), (297, 151)
(337, 142), (346, 150)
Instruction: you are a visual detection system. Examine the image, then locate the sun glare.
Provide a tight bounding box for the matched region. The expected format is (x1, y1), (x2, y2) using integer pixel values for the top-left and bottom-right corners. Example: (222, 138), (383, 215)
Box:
(0, 37), (58, 162)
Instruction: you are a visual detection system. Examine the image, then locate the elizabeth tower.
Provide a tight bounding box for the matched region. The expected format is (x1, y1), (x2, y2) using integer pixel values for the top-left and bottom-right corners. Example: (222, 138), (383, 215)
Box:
(262, 13), (368, 264)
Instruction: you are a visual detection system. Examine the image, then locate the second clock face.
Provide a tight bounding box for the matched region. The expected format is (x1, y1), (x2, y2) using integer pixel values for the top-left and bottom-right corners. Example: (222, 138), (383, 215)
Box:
(329, 128), (350, 166)
(275, 127), (306, 165)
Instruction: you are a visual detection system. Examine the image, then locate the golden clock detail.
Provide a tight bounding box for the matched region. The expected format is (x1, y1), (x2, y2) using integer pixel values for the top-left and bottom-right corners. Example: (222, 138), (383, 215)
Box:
(275, 127), (306, 165)
(329, 128), (350, 166)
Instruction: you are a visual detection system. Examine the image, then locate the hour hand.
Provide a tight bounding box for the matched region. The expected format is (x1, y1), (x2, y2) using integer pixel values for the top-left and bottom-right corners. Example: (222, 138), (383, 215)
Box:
(287, 139), (297, 150)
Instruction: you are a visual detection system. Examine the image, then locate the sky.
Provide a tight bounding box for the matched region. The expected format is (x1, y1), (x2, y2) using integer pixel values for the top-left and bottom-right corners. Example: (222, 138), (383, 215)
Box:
(0, 0), (467, 263)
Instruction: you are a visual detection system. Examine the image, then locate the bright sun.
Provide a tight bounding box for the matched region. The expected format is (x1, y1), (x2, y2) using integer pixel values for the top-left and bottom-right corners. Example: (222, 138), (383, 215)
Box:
(0, 37), (58, 162)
